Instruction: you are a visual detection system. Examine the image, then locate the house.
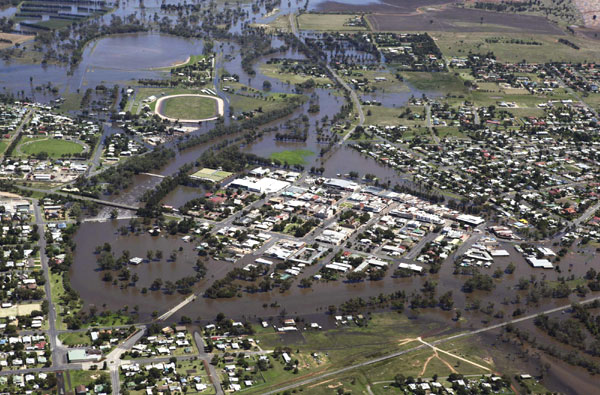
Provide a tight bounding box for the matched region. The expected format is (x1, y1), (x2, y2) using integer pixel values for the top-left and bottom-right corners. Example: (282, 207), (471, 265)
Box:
(75, 384), (87, 395)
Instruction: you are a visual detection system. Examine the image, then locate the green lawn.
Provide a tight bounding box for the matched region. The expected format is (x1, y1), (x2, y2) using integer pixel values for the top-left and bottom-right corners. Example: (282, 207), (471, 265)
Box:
(364, 106), (405, 126)
(0, 140), (7, 156)
(50, 271), (74, 331)
(159, 96), (217, 120)
(67, 371), (109, 393)
(259, 63), (331, 86)
(59, 331), (91, 346)
(402, 72), (468, 94)
(59, 91), (85, 113)
(33, 19), (74, 30)
(19, 138), (84, 158)
(228, 91), (306, 115)
(270, 149), (314, 165)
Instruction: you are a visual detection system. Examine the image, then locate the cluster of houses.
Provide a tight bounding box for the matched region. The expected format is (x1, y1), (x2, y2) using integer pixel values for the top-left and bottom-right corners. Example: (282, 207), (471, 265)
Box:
(549, 62), (599, 93)
(0, 158), (89, 182)
(127, 326), (193, 358)
(103, 132), (145, 162)
(120, 360), (211, 393)
(0, 197), (47, 330)
(0, 371), (55, 392)
(397, 374), (511, 394)
(0, 334), (49, 369)
(0, 103), (27, 142)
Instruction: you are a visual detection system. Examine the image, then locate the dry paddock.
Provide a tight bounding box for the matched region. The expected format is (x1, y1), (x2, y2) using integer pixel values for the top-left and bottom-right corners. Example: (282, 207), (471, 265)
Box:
(367, 6), (565, 34)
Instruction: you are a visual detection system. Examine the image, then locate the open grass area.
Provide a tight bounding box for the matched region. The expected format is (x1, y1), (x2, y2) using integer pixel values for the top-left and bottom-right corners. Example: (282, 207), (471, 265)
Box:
(402, 72), (468, 94)
(50, 271), (73, 331)
(159, 96), (217, 120)
(270, 149), (314, 165)
(259, 63), (331, 86)
(228, 91), (305, 115)
(433, 32), (600, 63)
(191, 168), (233, 182)
(18, 137), (84, 158)
(59, 331), (92, 347)
(583, 94), (600, 112)
(66, 371), (109, 393)
(33, 18), (74, 30)
(364, 106), (404, 126)
(254, 14), (291, 32)
(169, 54), (206, 69)
(248, 312), (456, 394)
(345, 69), (409, 94)
(0, 302), (42, 318)
(58, 91), (85, 113)
(0, 32), (34, 50)
(0, 141), (7, 156)
(292, 335), (497, 395)
(297, 13), (367, 31)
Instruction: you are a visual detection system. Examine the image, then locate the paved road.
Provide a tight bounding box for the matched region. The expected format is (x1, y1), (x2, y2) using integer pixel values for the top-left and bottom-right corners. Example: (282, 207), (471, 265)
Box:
(193, 332), (224, 395)
(103, 327), (146, 395)
(33, 201), (66, 367)
(262, 294), (600, 394)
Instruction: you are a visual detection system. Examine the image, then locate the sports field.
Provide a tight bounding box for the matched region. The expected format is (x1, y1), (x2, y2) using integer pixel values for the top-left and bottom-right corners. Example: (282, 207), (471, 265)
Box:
(190, 168), (233, 182)
(19, 138), (84, 158)
(270, 149), (314, 165)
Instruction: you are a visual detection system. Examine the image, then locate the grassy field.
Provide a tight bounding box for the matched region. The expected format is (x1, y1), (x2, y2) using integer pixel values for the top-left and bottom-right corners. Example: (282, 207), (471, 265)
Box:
(297, 13), (367, 31)
(50, 271), (74, 331)
(59, 91), (85, 113)
(0, 303), (42, 318)
(19, 138), (84, 158)
(259, 63), (331, 86)
(33, 18), (74, 30)
(59, 331), (92, 346)
(254, 14), (291, 32)
(228, 91), (305, 115)
(66, 371), (109, 393)
(432, 32), (600, 63)
(344, 69), (409, 94)
(583, 94), (600, 112)
(0, 140), (7, 156)
(191, 168), (233, 182)
(292, 336), (496, 395)
(270, 149), (314, 165)
(159, 96), (217, 120)
(0, 33), (34, 50)
(364, 106), (404, 126)
(168, 54), (206, 69)
(402, 72), (468, 94)
(247, 312), (457, 394)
